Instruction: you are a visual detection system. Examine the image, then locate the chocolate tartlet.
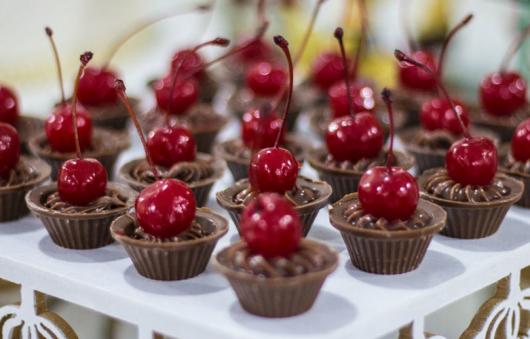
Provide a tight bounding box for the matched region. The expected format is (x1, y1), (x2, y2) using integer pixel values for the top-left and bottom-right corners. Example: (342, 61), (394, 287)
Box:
(16, 115), (44, 154)
(418, 168), (523, 239)
(119, 153), (225, 207)
(500, 148), (530, 208)
(215, 134), (307, 182)
(391, 86), (436, 127)
(29, 128), (129, 180)
(82, 97), (139, 131)
(399, 127), (500, 174)
(26, 182), (135, 249)
(329, 193), (446, 274)
(214, 239), (338, 317)
(308, 148), (415, 203)
(472, 104), (530, 142)
(111, 208), (228, 281)
(0, 157), (50, 222)
(140, 104), (228, 154)
(216, 176), (332, 236)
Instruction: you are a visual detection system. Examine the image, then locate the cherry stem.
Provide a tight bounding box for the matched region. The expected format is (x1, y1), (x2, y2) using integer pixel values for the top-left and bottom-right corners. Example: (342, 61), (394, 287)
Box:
(395, 49), (470, 138)
(257, 0), (267, 30)
(400, 0), (417, 51)
(71, 52), (93, 159)
(437, 14), (473, 78)
(273, 36), (293, 148)
(335, 27), (354, 118)
(103, 3), (213, 68)
(115, 79), (160, 179)
(381, 88), (395, 170)
(500, 24), (530, 72)
(350, 0), (368, 79)
(45, 27), (66, 106)
(293, 0), (327, 66)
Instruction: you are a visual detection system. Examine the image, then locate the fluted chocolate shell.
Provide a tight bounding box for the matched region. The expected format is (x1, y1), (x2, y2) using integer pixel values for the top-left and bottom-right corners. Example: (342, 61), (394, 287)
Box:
(17, 115), (44, 155)
(110, 208), (228, 281)
(213, 239), (338, 317)
(330, 193), (446, 274)
(83, 97), (139, 130)
(499, 145), (530, 208)
(418, 169), (523, 239)
(26, 183), (135, 249)
(471, 104), (530, 142)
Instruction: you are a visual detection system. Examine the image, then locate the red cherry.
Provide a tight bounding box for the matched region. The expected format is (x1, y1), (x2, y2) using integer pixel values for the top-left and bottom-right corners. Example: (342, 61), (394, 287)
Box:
(147, 126), (196, 168)
(171, 49), (205, 79)
(398, 50), (437, 91)
(245, 62), (287, 97)
(479, 72), (527, 116)
(511, 118), (530, 162)
(236, 37), (272, 63)
(58, 158), (107, 205)
(154, 74), (198, 115)
(328, 81), (376, 118)
(0, 123), (20, 178)
(240, 193), (301, 258)
(420, 98), (469, 134)
(311, 52), (348, 91)
(249, 147), (298, 194)
(241, 107), (284, 151)
(0, 85), (19, 126)
(45, 104), (92, 153)
(77, 67), (119, 106)
(135, 179), (196, 238)
(446, 137), (497, 186)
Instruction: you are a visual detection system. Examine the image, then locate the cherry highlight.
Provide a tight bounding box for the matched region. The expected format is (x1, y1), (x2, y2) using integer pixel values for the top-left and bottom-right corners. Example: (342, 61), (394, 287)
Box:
(45, 27), (66, 105)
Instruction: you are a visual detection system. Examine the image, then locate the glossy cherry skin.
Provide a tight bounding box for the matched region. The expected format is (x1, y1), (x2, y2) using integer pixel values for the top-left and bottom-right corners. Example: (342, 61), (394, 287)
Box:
(325, 113), (384, 162)
(240, 193), (301, 258)
(45, 104), (92, 153)
(512, 119), (530, 162)
(398, 50), (437, 91)
(358, 166), (419, 221)
(245, 62), (287, 97)
(0, 85), (19, 126)
(241, 108), (284, 151)
(170, 49), (204, 79)
(77, 67), (119, 106)
(311, 52), (349, 91)
(57, 158), (107, 206)
(328, 81), (376, 118)
(420, 98), (469, 134)
(0, 123), (20, 179)
(237, 38), (272, 63)
(446, 137), (497, 186)
(147, 126), (196, 168)
(154, 74), (198, 115)
(135, 179), (196, 238)
(479, 71), (527, 117)
(249, 147), (298, 194)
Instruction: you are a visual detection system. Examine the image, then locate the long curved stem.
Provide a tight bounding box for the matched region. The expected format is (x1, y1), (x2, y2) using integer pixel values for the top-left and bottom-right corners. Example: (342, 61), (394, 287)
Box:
(273, 36), (293, 148)
(381, 88), (394, 170)
(500, 24), (530, 72)
(44, 27), (66, 106)
(292, 0), (327, 66)
(335, 27), (354, 118)
(71, 52), (93, 159)
(437, 14), (473, 78)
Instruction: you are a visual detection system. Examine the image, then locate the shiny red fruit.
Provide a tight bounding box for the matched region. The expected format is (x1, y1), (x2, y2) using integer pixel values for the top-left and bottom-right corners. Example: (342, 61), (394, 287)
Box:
(0, 85), (19, 126)
(311, 52), (349, 91)
(154, 74), (198, 115)
(511, 119), (530, 162)
(329, 81), (376, 118)
(135, 179), (196, 238)
(45, 104), (92, 153)
(358, 166), (419, 221)
(325, 113), (384, 162)
(0, 123), (20, 178)
(479, 71), (527, 117)
(241, 107), (284, 151)
(237, 38), (272, 63)
(147, 126), (196, 168)
(77, 67), (118, 106)
(170, 49), (204, 78)
(398, 50), (437, 91)
(446, 137), (497, 186)
(420, 98), (469, 135)
(249, 147), (298, 194)
(245, 62), (287, 97)
(240, 193), (301, 258)
(57, 158), (107, 205)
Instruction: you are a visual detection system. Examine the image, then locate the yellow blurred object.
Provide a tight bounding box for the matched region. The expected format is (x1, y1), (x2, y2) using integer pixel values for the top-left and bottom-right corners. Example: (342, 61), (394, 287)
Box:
(418, 0), (450, 45)
(360, 52), (397, 88)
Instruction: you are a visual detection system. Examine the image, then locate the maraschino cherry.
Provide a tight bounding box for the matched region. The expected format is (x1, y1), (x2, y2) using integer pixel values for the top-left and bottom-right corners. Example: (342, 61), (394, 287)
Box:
(116, 79), (196, 238)
(241, 104), (284, 151)
(358, 89), (419, 221)
(0, 123), (20, 179)
(248, 36), (299, 194)
(479, 25), (529, 117)
(240, 193), (301, 258)
(44, 27), (93, 153)
(235, 0), (272, 64)
(511, 119), (530, 162)
(0, 85), (19, 126)
(312, 53), (347, 92)
(325, 27), (383, 162)
(245, 62), (287, 97)
(57, 52), (108, 206)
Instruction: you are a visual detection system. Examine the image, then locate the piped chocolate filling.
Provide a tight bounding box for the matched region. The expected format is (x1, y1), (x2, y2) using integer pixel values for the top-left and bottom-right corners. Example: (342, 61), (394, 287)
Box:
(503, 154), (530, 175)
(234, 183), (320, 206)
(130, 159), (215, 185)
(44, 189), (128, 214)
(343, 202), (432, 231)
(0, 160), (39, 187)
(132, 220), (212, 243)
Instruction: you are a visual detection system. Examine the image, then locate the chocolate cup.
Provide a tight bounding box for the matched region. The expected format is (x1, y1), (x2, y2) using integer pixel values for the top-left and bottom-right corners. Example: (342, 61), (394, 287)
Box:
(213, 239), (338, 317)
(83, 97), (139, 130)
(308, 148), (415, 203)
(216, 176), (332, 236)
(118, 153), (225, 207)
(17, 115), (44, 155)
(0, 157), (51, 222)
(418, 169), (524, 239)
(111, 208), (228, 281)
(215, 134), (308, 182)
(498, 144), (530, 208)
(28, 128), (130, 180)
(471, 105), (530, 142)
(26, 182), (135, 249)
(391, 86), (437, 128)
(329, 193), (447, 274)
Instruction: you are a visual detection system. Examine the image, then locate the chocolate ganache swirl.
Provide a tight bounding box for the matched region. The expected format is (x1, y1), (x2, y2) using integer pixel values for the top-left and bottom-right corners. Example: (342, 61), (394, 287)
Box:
(344, 202), (432, 231)
(503, 154), (530, 175)
(416, 130), (460, 150)
(423, 169), (511, 202)
(0, 160), (38, 187)
(132, 221), (211, 243)
(324, 151), (400, 172)
(234, 182), (320, 206)
(44, 189), (128, 213)
(130, 159), (215, 185)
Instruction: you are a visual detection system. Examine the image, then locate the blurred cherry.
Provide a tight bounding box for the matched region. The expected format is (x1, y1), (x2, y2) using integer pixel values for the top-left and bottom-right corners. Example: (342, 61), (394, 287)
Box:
(0, 85), (19, 125)
(147, 126), (196, 168)
(446, 137), (497, 186)
(511, 118), (530, 162)
(0, 123), (20, 179)
(241, 105), (284, 151)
